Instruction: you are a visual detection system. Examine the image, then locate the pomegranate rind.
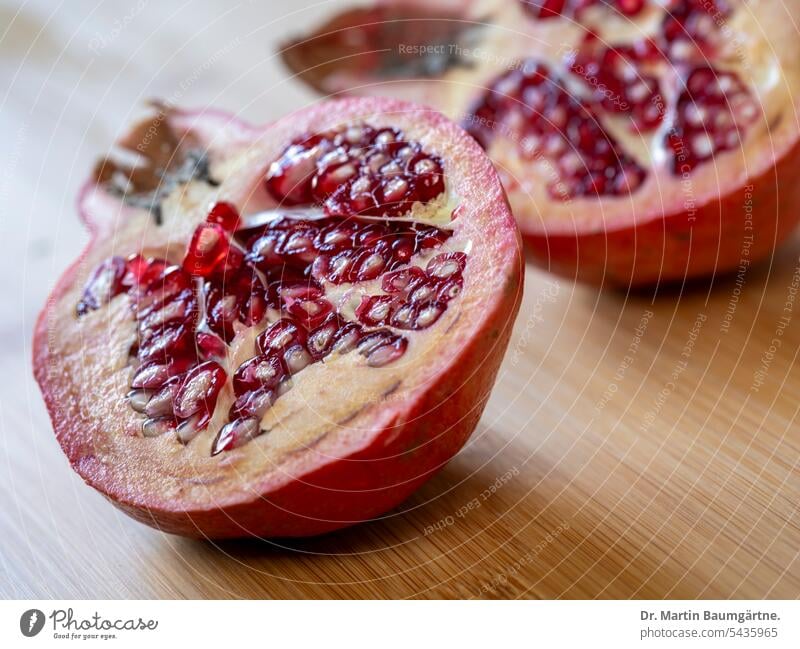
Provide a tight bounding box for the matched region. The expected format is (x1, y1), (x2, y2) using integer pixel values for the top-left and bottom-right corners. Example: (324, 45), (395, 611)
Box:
(33, 99), (523, 538)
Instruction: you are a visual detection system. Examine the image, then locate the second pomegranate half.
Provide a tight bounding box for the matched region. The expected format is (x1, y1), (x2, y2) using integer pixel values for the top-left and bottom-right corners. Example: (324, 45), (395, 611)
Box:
(282, 0), (800, 286)
(33, 98), (523, 538)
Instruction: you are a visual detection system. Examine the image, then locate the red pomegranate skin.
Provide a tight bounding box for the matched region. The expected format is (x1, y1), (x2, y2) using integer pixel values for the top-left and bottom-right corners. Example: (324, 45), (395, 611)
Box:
(526, 139), (800, 287)
(33, 100), (523, 538)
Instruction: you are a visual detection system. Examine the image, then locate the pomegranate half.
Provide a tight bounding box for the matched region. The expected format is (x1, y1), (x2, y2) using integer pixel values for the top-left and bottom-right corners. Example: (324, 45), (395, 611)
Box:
(282, 0), (800, 286)
(33, 98), (523, 538)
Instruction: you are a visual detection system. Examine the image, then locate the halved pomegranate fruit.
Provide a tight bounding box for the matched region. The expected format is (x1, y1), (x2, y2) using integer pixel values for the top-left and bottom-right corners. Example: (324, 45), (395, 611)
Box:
(282, 0), (800, 286)
(33, 98), (522, 538)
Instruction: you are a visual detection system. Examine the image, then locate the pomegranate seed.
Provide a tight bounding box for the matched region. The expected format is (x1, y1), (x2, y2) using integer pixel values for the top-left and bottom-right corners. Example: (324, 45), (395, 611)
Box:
(257, 318), (308, 354)
(173, 361), (227, 419)
(233, 353), (286, 395)
(382, 266), (425, 293)
(206, 201), (240, 231)
(183, 223), (230, 277)
(437, 278), (463, 302)
(139, 289), (196, 332)
(212, 417), (262, 456)
(358, 332), (408, 367)
(141, 417), (175, 438)
(176, 412), (210, 444)
(283, 290), (333, 329)
(127, 389), (151, 413)
(331, 322), (362, 354)
(145, 380), (180, 418)
(230, 388), (275, 420)
(265, 141), (324, 205)
(427, 252), (467, 279)
(356, 295), (397, 327)
(283, 344), (312, 374)
(307, 318), (339, 359)
(130, 358), (193, 389)
(138, 323), (192, 363)
(196, 331), (227, 359)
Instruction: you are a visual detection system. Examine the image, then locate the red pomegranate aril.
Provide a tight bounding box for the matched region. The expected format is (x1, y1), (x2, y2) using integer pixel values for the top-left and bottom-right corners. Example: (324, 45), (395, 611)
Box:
(520, 0), (567, 19)
(616, 0), (645, 15)
(123, 255), (163, 289)
(206, 201), (241, 232)
(390, 300), (446, 330)
(233, 353), (285, 395)
(306, 318), (338, 359)
(183, 223), (230, 278)
(132, 266), (192, 315)
(138, 323), (192, 363)
(173, 361), (227, 419)
(196, 331), (227, 360)
(139, 289), (196, 332)
(437, 278), (463, 301)
(265, 141), (323, 205)
(211, 417), (262, 456)
(354, 251), (387, 281)
(427, 252), (466, 279)
(358, 332), (409, 367)
(206, 290), (240, 342)
(355, 295), (397, 327)
(230, 387), (275, 420)
(382, 266), (425, 293)
(282, 287), (333, 329)
(331, 322), (362, 354)
(257, 318), (308, 355)
(76, 256), (127, 316)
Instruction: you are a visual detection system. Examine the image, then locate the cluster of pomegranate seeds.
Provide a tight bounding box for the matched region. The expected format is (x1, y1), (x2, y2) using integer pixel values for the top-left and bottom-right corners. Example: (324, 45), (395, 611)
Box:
(265, 123), (445, 217)
(666, 66), (759, 173)
(519, 0), (645, 20)
(661, 0), (731, 61)
(355, 253), (465, 330)
(465, 62), (647, 199)
(568, 33), (665, 132)
(243, 214), (449, 286)
(474, 0), (757, 187)
(76, 250), (228, 442)
(78, 188), (463, 455)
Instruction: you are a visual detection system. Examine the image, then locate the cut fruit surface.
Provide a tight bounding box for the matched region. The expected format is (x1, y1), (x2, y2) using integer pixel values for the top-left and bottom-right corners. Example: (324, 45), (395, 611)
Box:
(33, 98), (523, 538)
(282, 0), (800, 286)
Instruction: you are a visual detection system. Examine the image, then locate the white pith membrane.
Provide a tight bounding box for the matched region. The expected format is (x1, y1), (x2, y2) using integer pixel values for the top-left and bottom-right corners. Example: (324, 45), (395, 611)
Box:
(283, 0), (800, 233)
(49, 103), (516, 509)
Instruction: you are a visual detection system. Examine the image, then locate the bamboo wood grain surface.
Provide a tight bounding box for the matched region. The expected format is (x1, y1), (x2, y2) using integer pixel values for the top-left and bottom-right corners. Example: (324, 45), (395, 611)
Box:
(2, 0), (799, 599)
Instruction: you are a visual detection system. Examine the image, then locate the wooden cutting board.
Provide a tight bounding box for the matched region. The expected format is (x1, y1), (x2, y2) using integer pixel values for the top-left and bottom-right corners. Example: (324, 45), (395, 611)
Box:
(2, 0), (799, 599)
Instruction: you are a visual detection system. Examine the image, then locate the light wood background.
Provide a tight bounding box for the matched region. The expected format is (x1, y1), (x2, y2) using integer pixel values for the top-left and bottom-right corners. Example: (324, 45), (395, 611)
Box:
(2, 0), (799, 599)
